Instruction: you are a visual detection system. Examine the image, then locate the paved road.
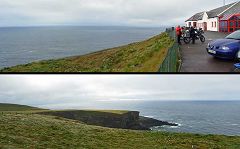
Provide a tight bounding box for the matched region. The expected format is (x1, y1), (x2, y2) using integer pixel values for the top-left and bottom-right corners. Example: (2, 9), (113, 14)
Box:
(180, 31), (235, 72)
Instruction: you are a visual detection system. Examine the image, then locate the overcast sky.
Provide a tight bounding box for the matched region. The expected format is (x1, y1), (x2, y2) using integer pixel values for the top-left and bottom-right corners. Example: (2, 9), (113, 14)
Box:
(0, 75), (239, 109)
(0, 0), (237, 27)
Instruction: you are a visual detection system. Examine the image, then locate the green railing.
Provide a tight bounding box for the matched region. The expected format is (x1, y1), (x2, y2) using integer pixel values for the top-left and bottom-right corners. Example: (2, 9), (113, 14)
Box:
(159, 28), (181, 72)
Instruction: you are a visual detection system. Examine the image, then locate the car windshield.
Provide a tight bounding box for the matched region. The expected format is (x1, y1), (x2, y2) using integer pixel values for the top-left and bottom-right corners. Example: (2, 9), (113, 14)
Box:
(226, 31), (240, 40)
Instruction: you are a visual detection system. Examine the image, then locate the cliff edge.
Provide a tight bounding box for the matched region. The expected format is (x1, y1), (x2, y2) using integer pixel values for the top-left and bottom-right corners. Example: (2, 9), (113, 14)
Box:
(38, 110), (177, 130)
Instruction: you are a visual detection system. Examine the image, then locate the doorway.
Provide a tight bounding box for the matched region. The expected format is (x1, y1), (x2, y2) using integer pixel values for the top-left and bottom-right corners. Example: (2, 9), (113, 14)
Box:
(203, 22), (207, 31)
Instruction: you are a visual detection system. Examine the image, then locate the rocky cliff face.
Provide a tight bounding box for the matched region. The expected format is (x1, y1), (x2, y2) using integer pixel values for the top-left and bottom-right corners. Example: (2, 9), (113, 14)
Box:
(139, 116), (178, 128)
(38, 110), (177, 130)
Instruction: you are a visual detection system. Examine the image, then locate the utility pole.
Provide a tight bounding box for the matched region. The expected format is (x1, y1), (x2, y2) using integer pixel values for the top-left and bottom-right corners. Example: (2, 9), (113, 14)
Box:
(223, 0), (225, 5)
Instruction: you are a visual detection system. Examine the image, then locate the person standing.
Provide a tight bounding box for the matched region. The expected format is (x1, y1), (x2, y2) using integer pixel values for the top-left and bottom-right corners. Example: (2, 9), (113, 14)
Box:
(190, 26), (196, 44)
(176, 25), (182, 45)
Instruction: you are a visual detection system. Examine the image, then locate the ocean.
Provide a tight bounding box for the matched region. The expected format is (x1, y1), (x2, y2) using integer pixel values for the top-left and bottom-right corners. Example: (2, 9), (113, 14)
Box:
(0, 26), (164, 69)
(62, 100), (240, 136)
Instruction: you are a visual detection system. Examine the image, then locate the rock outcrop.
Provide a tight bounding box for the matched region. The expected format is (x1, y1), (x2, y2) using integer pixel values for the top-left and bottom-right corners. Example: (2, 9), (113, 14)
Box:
(38, 110), (177, 130)
(139, 116), (178, 128)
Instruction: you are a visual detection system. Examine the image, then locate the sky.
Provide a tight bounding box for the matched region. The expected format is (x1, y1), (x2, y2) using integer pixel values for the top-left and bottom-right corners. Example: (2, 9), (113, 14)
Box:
(0, 0), (238, 27)
(0, 75), (239, 109)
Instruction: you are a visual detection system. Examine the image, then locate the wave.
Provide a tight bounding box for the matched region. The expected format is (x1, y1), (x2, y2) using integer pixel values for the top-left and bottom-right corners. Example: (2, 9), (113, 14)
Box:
(169, 123), (182, 129)
(230, 124), (239, 126)
(144, 115), (154, 118)
(151, 123), (182, 130)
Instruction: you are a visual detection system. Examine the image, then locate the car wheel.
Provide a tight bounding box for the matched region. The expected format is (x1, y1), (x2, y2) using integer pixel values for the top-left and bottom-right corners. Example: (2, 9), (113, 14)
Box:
(236, 50), (240, 61)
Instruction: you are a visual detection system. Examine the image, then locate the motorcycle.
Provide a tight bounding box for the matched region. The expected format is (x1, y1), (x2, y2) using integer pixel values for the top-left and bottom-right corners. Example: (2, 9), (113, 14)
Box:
(183, 28), (206, 44)
(180, 29), (190, 43)
(198, 28), (204, 34)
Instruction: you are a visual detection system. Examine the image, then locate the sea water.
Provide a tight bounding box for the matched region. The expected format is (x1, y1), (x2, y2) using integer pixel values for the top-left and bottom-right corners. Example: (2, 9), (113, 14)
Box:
(60, 100), (240, 136)
(0, 26), (164, 68)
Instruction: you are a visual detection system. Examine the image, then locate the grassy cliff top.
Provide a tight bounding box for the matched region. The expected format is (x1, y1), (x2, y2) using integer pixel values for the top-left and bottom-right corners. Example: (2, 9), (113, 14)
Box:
(0, 103), (44, 111)
(0, 33), (173, 72)
(68, 110), (130, 115)
(0, 103), (130, 115)
(1, 112), (240, 149)
(37, 109), (131, 115)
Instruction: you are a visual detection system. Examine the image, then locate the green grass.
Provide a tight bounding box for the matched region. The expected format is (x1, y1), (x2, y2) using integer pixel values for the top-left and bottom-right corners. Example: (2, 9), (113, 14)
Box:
(36, 110), (132, 118)
(1, 112), (240, 149)
(0, 33), (174, 72)
(63, 110), (130, 115)
(0, 103), (44, 112)
(0, 103), (128, 114)
(1, 104), (239, 148)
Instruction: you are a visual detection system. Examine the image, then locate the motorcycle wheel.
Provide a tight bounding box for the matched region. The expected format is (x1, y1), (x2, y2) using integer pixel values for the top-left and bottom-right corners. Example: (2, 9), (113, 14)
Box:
(184, 37), (191, 44)
(200, 36), (205, 43)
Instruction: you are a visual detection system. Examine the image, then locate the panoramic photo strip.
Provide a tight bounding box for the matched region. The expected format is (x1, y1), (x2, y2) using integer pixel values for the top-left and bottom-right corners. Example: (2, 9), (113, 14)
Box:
(0, 0), (239, 73)
(0, 0), (240, 148)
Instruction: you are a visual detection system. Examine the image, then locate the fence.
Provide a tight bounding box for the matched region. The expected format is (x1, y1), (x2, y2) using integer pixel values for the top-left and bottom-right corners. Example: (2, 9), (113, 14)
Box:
(159, 27), (181, 72)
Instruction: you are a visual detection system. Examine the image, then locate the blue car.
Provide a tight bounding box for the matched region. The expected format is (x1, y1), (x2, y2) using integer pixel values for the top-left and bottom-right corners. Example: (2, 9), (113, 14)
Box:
(207, 30), (240, 60)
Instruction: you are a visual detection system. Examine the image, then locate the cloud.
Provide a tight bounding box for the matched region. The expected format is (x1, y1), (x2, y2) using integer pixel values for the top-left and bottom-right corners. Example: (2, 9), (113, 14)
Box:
(0, 0), (237, 27)
(0, 75), (239, 109)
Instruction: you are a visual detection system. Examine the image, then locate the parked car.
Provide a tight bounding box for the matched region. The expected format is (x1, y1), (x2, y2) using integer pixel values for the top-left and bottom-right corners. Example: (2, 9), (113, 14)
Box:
(206, 30), (240, 60)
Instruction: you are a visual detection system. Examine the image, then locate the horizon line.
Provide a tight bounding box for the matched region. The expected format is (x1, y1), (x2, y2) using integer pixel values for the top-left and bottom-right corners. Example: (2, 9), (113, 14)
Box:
(0, 24), (172, 28)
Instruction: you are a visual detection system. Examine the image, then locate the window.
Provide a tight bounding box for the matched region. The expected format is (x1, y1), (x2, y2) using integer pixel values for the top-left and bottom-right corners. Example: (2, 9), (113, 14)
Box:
(215, 22), (217, 28)
(219, 14), (240, 32)
(212, 22), (214, 27)
(219, 21), (228, 32)
(220, 21), (227, 27)
(193, 22), (197, 27)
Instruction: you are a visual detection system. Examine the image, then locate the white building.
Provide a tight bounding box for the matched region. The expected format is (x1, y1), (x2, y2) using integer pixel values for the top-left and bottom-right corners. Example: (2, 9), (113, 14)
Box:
(186, 1), (240, 32)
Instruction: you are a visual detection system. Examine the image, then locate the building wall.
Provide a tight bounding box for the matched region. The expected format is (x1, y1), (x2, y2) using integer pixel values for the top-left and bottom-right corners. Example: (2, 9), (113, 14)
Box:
(186, 21), (191, 27)
(196, 12), (208, 30)
(206, 18), (219, 31)
(185, 21), (197, 27)
(186, 12), (219, 32)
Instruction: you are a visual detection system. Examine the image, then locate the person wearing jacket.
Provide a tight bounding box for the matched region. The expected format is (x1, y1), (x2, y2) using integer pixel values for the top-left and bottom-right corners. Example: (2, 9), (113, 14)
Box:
(176, 25), (182, 45)
(190, 26), (197, 44)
